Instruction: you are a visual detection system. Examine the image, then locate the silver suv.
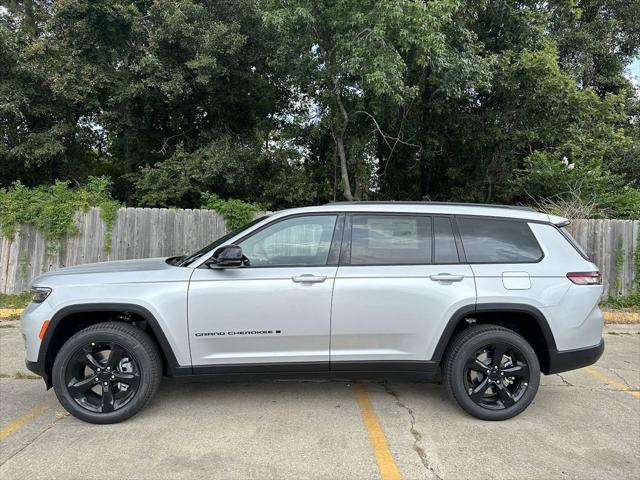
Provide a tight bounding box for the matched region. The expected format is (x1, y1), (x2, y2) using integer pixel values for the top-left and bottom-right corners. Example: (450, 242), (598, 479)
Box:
(21, 202), (604, 423)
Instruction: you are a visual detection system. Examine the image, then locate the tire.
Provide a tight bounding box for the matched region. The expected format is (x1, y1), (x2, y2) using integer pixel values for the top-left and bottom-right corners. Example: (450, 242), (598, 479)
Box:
(443, 324), (540, 421)
(52, 322), (162, 424)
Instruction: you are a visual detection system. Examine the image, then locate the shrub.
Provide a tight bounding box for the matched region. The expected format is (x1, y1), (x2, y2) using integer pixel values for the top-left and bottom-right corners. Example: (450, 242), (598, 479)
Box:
(510, 152), (640, 219)
(0, 177), (120, 251)
(201, 193), (262, 231)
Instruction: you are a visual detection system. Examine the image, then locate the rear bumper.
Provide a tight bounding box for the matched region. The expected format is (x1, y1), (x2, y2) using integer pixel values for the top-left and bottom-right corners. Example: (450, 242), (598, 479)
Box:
(545, 339), (604, 375)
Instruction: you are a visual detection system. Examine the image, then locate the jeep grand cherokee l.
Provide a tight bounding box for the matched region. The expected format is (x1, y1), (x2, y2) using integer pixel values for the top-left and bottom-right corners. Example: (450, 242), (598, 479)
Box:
(22, 202), (604, 423)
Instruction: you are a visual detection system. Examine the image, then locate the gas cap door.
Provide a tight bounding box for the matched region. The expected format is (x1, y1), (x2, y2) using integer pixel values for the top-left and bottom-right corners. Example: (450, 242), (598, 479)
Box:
(502, 271), (531, 290)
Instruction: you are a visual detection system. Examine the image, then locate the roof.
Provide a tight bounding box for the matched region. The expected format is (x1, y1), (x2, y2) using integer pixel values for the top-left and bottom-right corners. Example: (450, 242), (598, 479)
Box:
(268, 201), (564, 224)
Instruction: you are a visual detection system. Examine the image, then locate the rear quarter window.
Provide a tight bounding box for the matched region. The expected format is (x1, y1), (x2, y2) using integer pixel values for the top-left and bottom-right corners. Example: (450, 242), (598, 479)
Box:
(560, 227), (590, 260)
(457, 217), (543, 263)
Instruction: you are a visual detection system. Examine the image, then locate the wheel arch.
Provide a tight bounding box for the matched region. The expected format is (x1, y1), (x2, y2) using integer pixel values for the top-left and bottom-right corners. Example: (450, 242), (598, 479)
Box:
(432, 303), (558, 374)
(38, 303), (187, 387)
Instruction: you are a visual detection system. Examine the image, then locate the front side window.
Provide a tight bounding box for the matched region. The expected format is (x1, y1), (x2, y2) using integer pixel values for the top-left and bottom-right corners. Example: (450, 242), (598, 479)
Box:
(457, 217), (543, 263)
(350, 215), (432, 265)
(178, 216), (269, 266)
(240, 215), (338, 267)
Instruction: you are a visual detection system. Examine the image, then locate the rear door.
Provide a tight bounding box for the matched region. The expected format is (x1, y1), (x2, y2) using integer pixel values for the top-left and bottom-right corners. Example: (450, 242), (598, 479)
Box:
(330, 213), (476, 368)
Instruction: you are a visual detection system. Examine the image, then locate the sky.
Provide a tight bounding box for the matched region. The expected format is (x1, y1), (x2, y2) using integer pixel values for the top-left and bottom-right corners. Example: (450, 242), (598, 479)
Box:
(627, 58), (640, 87)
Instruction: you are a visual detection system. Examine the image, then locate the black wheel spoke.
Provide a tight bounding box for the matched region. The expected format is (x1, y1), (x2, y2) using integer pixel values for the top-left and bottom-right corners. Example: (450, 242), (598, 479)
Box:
(113, 371), (140, 389)
(80, 350), (103, 371)
(502, 363), (529, 379)
(100, 382), (115, 413)
(465, 357), (489, 373)
(67, 377), (96, 398)
(469, 378), (490, 402)
(496, 383), (516, 408)
(491, 343), (508, 367)
(106, 344), (125, 369)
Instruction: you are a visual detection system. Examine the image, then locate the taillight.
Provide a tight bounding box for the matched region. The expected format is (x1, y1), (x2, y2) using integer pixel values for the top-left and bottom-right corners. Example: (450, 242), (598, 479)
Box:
(567, 271), (601, 285)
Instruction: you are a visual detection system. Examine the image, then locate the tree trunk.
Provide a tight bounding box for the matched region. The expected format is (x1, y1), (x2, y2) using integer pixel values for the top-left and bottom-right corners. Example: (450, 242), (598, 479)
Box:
(335, 134), (354, 201)
(420, 150), (430, 199)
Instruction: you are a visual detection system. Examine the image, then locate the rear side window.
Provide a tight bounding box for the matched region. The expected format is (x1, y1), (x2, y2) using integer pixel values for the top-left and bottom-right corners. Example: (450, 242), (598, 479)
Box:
(457, 217), (543, 263)
(351, 215), (432, 265)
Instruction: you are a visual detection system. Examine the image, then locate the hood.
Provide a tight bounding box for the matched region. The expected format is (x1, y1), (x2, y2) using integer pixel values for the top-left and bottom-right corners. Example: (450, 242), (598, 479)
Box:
(33, 257), (180, 285)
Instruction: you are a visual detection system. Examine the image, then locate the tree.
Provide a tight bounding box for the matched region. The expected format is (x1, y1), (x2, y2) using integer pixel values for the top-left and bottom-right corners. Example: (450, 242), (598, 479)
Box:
(262, 0), (488, 201)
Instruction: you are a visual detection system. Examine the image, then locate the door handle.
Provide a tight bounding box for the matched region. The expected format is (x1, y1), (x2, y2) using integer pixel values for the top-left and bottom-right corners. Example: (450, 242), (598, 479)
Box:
(292, 274), (327, 284)
(429, 273), (465, 283)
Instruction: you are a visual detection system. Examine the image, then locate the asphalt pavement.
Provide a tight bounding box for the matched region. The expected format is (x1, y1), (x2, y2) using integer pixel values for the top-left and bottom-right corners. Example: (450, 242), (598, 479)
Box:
(1, 320), (638, 480)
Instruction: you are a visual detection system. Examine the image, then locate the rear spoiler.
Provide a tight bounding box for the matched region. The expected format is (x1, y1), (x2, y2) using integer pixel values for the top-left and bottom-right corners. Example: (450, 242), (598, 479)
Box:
(548, 214), (570, 227)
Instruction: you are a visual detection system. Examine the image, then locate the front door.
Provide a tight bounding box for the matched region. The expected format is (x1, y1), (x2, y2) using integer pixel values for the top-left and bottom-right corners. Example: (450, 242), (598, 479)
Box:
(330, 214), (476, 368)
(188, 214), (341, 370)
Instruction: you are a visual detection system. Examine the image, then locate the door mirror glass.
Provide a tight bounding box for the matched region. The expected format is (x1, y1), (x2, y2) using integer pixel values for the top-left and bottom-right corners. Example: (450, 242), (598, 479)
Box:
(208, 245), (244, 268)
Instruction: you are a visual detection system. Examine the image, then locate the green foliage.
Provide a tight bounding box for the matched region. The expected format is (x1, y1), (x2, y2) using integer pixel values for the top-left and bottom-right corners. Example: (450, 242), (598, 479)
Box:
(201, 193), (262, 230)
(0, 177), (120, 251)
(0, 292), (30, 309)
(1, 0), (639, 214)
(509, 153), (640, 219)
(602, 291), (640, 311)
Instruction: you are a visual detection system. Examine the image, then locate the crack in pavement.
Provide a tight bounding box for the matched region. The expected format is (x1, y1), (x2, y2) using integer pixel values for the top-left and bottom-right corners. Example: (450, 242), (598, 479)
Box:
(556, 374), (573, 387)
(381, 382), (443, 480)
(0, 410), (69, 467)
(606, 368), (635, 390)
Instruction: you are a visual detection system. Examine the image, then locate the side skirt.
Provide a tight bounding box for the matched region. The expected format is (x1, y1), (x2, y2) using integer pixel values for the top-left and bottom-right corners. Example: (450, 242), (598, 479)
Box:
(169, 361), (441, 383)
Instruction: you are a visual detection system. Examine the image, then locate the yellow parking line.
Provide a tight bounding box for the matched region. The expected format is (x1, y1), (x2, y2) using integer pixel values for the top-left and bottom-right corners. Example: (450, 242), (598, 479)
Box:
(583, 367), (640, 398)
(354, 383), (402, 480)
(0, 401), (50, 441)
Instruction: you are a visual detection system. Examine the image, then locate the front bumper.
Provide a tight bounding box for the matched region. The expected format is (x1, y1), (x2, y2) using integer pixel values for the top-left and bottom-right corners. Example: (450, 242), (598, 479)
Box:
(545, 339), (604, 375)
(25, 359), (50, 387)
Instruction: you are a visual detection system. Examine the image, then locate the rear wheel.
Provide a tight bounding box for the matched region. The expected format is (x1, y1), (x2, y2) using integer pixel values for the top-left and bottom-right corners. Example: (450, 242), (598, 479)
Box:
(52, 322), (162, 424)
(444, 325), (540, 420)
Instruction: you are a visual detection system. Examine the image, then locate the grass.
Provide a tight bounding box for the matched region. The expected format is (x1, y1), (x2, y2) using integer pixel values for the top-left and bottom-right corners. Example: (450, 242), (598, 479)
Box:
(0, 292), (30, 309)
(0, 372), (40, 380)
(601, 291), (640, 312)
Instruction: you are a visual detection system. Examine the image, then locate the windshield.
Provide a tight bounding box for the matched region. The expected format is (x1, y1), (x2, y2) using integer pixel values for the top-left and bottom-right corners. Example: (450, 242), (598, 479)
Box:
(177, 216), (269, 266)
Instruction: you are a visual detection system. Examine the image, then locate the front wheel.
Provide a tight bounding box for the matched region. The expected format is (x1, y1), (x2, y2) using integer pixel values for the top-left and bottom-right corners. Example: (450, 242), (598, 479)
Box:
(52, 322), (162, 424)
(444, 325), (540, 421)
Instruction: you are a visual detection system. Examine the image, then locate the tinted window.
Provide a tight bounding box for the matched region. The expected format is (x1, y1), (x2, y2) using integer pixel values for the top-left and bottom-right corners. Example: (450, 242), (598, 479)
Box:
(351, 215), (432, 265)
(241, 215), (337, 266)
(458, 218), (542, 263)
(434, 217), (459, 263)
(561, 227), (590, 260)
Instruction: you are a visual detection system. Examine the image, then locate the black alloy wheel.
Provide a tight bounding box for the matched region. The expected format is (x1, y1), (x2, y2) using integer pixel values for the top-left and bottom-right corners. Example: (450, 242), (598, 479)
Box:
(65, 342), (141, 413)
(444, 324), (540, 420)
(52, 322), (162, 424)
(463, 342), (530, 409)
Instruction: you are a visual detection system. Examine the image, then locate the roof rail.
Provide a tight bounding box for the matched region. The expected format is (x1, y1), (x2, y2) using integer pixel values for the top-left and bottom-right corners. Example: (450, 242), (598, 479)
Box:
(325, 201), (536, 212)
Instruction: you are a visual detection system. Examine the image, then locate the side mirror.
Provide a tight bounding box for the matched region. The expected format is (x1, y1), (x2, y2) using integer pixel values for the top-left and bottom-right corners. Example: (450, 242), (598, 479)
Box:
(207, 245), (244, 268)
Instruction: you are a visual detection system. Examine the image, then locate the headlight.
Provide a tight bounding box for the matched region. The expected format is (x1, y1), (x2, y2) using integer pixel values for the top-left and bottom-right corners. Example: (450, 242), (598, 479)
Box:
(30, 287), (52, 303)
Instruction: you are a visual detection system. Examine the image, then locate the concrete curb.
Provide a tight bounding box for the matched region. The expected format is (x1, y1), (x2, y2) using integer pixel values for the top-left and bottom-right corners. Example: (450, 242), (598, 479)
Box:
(602, 310), (640, 323)
(0, 308), (23, 318)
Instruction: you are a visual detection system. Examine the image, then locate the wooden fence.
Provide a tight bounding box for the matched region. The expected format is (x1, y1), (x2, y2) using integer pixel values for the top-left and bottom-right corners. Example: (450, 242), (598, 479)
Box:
(568, 219), (638, 297)
(0, 207), (637, 297)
